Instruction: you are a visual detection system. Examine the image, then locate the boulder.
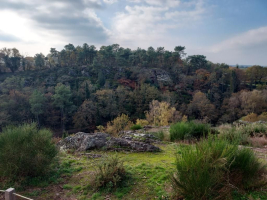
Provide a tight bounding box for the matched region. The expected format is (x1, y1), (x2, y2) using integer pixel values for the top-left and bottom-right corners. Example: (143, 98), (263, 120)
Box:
(58, 132), (160, 152)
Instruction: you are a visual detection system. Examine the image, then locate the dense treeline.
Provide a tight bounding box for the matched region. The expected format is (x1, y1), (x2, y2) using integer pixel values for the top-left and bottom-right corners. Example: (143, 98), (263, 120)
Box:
(0, 44), (266, 134)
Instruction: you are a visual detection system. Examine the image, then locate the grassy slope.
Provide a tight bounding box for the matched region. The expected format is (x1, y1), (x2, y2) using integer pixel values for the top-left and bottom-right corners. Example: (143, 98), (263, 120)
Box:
(15, 142), (267, 200)
(21, 144), (177, 200)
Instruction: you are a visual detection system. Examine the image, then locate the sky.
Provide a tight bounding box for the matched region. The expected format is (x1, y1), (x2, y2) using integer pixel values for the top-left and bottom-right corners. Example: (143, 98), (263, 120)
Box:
(0, 0), (266, 65)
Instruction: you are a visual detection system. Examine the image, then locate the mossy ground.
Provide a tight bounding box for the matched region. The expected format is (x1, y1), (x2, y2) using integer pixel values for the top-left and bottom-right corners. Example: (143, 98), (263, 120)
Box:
(3, 143), (267, 200)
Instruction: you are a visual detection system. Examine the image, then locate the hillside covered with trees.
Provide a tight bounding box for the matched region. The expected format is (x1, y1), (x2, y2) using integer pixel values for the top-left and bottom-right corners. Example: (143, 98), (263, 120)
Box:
(0, 44), (266, 134)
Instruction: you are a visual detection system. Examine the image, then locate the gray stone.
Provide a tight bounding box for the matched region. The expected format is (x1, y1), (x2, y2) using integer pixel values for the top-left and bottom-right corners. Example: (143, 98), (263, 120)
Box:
(58, 132), (160, 152)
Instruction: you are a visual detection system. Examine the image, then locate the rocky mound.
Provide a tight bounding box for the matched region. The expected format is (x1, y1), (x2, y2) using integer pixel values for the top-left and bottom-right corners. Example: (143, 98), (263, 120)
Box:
(58, 132), (160, 152)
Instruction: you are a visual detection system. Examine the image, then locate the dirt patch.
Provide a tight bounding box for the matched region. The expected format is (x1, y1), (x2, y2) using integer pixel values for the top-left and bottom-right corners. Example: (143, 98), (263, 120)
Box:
(250, 146), (267, 161)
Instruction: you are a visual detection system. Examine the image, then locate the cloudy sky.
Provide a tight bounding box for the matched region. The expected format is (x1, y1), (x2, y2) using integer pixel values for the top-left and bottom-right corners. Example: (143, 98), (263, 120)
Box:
(0, 0), (266, 65)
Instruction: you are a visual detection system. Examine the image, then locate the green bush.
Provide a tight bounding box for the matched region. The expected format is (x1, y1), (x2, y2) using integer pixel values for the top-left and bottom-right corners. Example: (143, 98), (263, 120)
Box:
(93, 155), (127, 191)
(130, 124), (142, 131)
(0, 123), (58, 180)
(171, 136), (266, 200)
(170, 121), (211, 141)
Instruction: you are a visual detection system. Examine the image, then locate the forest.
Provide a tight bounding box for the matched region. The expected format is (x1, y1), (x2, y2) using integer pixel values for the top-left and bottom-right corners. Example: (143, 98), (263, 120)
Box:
(0, 44), (266, 134)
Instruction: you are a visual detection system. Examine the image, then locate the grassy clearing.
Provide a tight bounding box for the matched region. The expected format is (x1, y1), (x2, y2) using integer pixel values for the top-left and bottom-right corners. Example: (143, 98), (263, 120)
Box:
(16, 144), (176, 200)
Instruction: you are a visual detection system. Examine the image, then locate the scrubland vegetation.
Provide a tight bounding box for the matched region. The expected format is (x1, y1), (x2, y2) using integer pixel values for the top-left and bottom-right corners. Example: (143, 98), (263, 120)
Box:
(1, 119), (267, 199)
(1, 44), (267, 199)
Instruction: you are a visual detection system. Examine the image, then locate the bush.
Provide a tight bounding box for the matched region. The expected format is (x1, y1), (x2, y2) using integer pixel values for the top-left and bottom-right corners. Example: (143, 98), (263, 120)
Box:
(93, 155), (127, 191)
(135, 119), (149, 126)
(0, 123), (58, 180)
(106, 114), (133, 136)
(242, 113), (259, 122)
(170, 121), (211, 141)
(171, 136), (266, 199)
(130, 124), (142, 130)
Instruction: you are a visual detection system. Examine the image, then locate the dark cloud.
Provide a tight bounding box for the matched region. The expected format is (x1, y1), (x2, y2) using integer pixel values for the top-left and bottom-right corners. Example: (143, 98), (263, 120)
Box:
(0, 0), (109, 44)
(0, 31), (21, 42)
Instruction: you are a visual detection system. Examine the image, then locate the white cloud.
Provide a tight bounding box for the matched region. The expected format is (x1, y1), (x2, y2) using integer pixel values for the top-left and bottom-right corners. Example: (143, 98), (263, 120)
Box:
(211, 26), (267, 53)
(165, 0), (205, 21)
(110, 0), (206, 48)
(103, 0), (118, 4)
(127, 0), (180, 6)
(0, 0), (109, 56)
(200, 26), (267, 65)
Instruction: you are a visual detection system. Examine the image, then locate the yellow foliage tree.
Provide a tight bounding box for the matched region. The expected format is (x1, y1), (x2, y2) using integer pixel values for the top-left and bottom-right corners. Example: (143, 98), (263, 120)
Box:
(145, 100), (176, 126)
(106, 114), (133, 136)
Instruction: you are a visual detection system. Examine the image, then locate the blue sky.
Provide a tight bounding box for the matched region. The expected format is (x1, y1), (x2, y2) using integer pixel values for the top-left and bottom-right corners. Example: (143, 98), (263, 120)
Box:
(0, 0), (266, 65)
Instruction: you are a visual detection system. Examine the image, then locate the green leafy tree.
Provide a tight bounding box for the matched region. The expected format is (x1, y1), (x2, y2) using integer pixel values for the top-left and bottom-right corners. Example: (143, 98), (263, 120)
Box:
(53, 83), (75, 132)
(29, 90), (46, 127)
(0, 48), (21, 73)
(34, 53), (45, 69)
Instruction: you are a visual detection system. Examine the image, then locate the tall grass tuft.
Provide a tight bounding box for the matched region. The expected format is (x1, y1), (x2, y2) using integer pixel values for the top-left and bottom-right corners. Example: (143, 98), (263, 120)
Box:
(93, 155), (127, 191)
(170, 121), (211, 141)
(0, 123), (58, 181)
(171, 135), (266, 199)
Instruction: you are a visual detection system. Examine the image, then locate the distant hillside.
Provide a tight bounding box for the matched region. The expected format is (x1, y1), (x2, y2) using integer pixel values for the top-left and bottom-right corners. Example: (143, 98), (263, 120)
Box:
(1, 44), (267, 134)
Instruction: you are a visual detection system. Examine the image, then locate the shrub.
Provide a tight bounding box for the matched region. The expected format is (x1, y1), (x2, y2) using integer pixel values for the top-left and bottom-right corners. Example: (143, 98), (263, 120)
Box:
(243, 113), (259, 122)
(0, 123), (58, 180)
(96, 125), (105, 132)
(171, 136), (266, 199)
(242, 112), (267, 122)
(130, 124), (142, 130)
(93, 155), (127, 191)
(170, 121), (211, 141)
(106, 114), (133, 136)
(135, 119), (149, 126)
(258, 112), (267, 121)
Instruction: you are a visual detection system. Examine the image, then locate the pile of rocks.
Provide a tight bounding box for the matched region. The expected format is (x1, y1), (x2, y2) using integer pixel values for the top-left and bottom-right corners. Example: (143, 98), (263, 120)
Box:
(58, 132), (160, 152)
